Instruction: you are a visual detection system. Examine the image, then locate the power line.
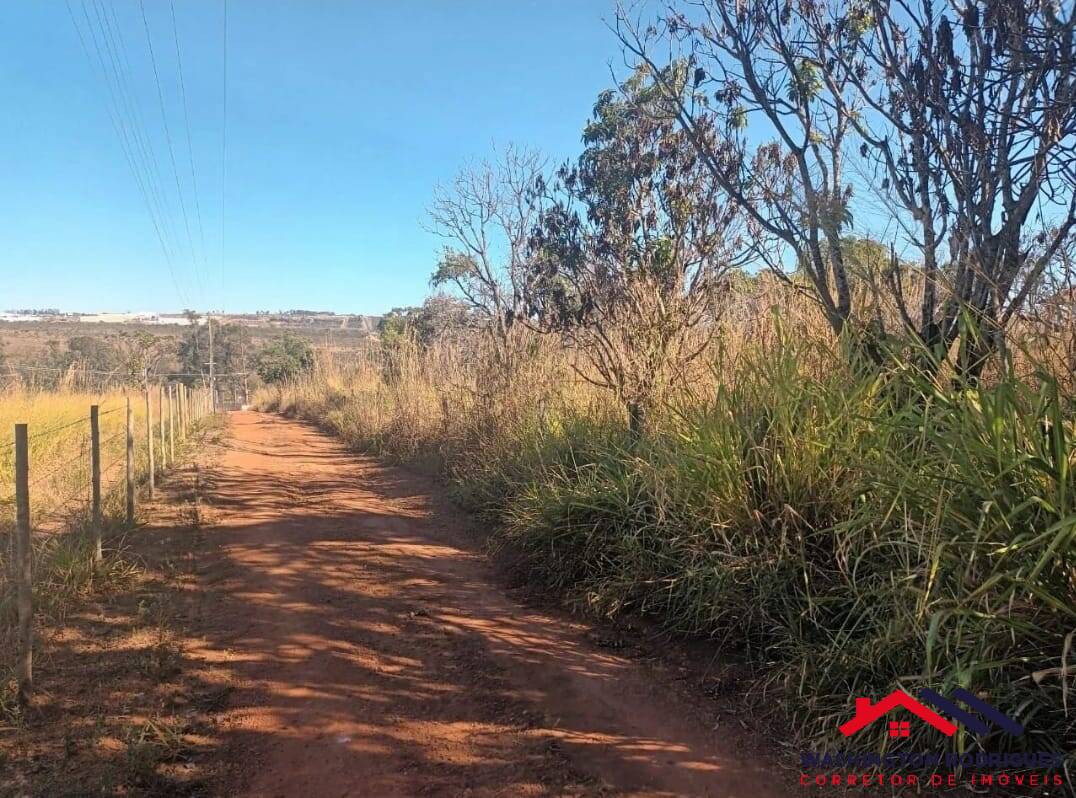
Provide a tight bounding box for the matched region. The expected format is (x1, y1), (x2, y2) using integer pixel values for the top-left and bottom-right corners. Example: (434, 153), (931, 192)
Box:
(68, 0), (190, 309)
(96, 0), (185, 274)
(138, 0), (204, 307)
(169, 0), (211, 304)
(91, 0), (183, 274)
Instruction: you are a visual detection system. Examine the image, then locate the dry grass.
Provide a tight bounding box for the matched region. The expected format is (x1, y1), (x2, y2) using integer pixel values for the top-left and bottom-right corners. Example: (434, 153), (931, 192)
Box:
(257, 279), (1076, 776)
(0, 383), (208, 722)
(0, 424), (229, 797)
(0, 390), (147, 530)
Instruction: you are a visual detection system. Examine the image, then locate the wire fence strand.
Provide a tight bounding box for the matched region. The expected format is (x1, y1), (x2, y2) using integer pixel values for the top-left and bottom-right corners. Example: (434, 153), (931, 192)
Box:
(26, 449), (91, 491)
(3, 385), (217, 712)
(0, 403), (125, 450)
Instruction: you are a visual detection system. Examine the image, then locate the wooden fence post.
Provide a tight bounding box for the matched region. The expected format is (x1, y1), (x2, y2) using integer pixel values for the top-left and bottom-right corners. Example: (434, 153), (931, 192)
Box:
(145, 386), (154, 499)
(158, 384), (166, 470)
(125, 397), (134, 526)
(14, 423), (33, 706)
(179, 385), (186, 440)
(90, 405), (102, 562)
(167, 384), (175, 463)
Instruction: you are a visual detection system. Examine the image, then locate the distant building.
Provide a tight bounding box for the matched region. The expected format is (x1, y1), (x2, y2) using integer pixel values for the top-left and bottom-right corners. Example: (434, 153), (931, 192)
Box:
(76, 312), (199, 326)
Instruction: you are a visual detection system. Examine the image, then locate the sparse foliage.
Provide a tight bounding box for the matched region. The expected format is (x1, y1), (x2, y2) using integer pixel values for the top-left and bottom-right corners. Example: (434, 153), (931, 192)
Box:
(819, 0), (1076, 377)
(616, 0), (1076, 378)
(615, 1), (861, 345)
(427, 145), (546, 374)
(527, 67), (745, 435)
(177, 315), (251, 387)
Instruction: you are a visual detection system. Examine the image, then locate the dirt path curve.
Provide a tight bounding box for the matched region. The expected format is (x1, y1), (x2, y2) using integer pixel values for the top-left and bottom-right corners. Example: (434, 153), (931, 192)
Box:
(193, 411), (791, 798)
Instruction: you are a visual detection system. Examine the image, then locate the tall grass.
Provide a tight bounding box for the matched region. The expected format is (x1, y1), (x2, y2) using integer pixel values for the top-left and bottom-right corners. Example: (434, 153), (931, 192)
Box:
(0, 390), (146, 524)
(0, 386), (157, 713)
(257, 301), (1075, 767)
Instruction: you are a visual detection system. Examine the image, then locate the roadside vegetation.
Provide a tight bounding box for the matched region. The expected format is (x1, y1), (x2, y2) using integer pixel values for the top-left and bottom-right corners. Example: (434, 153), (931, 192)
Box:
(259, 0), (1076, 775)
(259, 280), (1075, 765)
(0, 325), (238, 725)
(0, 388), (150, 662)
(0, 405), (226, 796)
(0, 368), (227, 794)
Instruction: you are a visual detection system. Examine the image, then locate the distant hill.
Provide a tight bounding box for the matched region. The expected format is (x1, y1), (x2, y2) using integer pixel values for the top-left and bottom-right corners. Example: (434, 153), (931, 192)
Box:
(0, 310), (384, 367)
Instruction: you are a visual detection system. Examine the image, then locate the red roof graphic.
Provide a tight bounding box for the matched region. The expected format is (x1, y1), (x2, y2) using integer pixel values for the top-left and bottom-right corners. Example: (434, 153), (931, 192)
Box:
(839, 690), (957, 737)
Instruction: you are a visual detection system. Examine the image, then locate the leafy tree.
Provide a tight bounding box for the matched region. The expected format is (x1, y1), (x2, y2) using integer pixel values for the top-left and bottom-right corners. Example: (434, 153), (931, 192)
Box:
(376, 298), (475, 382)
(113, 331), (172, 386)
(47, 333), (170, 386)
(527, 67), (745, 436)
(412, 295), (476, 347)
(66, 335), (121, 373)
(615, 3), (859, 344)
(37, 339), (74, 389)
(377, 309), (416, 347)
(376, 308), (419, 382)
(254, 333), (314, 384)
(177, 315), (252, 387)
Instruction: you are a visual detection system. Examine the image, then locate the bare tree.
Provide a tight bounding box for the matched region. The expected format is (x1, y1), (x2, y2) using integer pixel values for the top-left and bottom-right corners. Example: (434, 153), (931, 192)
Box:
(427, 144), (546, 375)
(614, 1), (863, 347)
(813, 0), (1076, 377)
(616, 0), (1076, 378)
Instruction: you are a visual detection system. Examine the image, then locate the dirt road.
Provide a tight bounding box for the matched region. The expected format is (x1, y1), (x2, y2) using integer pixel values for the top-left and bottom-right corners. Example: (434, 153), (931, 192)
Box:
(193, 412), (790, 797)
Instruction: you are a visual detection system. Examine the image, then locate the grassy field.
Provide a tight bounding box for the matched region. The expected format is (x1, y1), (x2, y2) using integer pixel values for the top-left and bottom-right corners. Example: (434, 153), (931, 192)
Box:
(0, 404), (225, 797)
(0, 385), (200, 721)
(0, 390), (147, 523)
(257, 298), (1076, 773)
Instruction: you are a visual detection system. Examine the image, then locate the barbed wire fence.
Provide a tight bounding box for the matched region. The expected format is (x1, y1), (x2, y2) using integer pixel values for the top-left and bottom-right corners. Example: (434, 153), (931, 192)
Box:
(1, 382), (216, 708)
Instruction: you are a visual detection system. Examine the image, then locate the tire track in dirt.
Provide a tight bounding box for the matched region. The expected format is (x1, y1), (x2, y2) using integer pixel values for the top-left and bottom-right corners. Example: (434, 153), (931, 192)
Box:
(192, 411), (791, 797)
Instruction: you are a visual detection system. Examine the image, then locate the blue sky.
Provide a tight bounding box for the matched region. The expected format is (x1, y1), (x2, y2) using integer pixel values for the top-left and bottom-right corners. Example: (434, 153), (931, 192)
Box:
(0, 1), (620, 314)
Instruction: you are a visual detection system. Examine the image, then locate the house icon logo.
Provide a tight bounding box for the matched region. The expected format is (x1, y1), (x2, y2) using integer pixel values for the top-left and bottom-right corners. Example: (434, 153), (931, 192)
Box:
(840, 689), (1024, 738)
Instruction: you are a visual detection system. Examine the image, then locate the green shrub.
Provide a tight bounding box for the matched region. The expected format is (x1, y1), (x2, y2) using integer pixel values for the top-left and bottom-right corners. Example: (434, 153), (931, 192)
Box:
(254, 334), (314, 384)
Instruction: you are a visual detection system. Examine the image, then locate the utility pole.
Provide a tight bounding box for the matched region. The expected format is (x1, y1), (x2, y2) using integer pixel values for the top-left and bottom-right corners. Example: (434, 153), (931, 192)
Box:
(208, 312), (216, 413)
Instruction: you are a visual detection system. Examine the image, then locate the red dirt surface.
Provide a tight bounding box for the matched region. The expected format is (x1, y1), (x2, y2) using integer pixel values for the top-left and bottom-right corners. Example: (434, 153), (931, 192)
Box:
(193, 411), (792, 797)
